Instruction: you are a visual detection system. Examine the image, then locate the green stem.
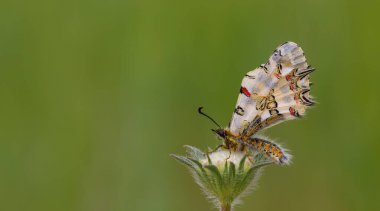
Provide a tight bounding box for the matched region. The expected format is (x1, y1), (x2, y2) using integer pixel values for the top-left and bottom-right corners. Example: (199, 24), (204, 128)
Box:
(220, 203), (231, 211)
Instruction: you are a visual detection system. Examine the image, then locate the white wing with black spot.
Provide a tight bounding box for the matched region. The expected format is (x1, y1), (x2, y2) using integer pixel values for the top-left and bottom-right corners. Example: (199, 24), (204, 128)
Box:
(229, 41), (314, 136)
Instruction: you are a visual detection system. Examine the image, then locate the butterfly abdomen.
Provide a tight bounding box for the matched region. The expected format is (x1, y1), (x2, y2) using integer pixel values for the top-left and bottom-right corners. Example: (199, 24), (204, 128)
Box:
(246, 138), (289, 164)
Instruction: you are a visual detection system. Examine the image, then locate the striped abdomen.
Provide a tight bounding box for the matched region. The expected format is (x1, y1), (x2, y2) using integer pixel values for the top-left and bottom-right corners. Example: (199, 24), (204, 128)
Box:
(245, 138), (289, 164)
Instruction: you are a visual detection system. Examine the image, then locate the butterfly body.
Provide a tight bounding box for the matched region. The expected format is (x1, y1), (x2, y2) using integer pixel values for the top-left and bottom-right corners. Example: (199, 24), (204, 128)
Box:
(213, 41), (315, 164)
(214, 128), (289, 164)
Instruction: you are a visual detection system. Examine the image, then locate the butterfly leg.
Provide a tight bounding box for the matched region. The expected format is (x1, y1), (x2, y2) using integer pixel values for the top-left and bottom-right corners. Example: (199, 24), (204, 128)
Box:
(207, 144), (233, 162)
(242, 147), (255, 163)
(207, 144), (225, 154)
(256, 153), (264, 161)
(226, 148), (232, 161)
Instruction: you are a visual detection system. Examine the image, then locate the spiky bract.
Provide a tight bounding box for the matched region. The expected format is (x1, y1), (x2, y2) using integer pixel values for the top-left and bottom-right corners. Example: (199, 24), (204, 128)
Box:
(171, 146), (274, 210)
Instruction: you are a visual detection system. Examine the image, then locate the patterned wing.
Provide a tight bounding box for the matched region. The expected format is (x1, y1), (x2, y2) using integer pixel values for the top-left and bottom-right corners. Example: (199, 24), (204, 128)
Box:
(229, 41), (315, 136)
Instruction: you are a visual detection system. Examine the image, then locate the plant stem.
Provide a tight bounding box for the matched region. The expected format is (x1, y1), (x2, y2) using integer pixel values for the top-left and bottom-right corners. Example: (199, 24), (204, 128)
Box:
(220, 203), (231, 211)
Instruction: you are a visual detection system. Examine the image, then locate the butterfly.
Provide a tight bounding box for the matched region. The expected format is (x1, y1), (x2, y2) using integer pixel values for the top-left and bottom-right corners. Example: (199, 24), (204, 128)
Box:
(199, 41), (315, 164)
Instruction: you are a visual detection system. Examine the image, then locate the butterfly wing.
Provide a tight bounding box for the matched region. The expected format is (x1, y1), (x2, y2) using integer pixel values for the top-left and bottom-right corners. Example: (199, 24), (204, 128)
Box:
(229, 41), (314, 136)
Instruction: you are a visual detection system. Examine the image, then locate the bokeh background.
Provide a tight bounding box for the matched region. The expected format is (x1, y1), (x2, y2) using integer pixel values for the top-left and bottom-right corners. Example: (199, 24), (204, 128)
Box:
(1, 0), (380, 210)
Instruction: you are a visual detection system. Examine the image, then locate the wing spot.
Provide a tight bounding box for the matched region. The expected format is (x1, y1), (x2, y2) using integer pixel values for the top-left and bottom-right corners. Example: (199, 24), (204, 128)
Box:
(240, 87), (251, 97)
(234, 106), (244, 116)
(245, 74), (256, 79)
(289, 107), (299, 117)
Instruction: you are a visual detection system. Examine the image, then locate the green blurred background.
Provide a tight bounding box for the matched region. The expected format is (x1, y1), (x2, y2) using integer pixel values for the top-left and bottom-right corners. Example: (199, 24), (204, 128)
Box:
(1, 0), (380, 210)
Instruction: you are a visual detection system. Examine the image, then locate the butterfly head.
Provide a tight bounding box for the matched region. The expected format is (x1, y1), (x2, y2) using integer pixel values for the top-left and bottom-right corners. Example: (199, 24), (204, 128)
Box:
(212, 128), (226, 140)
(198, 107), (233, 145)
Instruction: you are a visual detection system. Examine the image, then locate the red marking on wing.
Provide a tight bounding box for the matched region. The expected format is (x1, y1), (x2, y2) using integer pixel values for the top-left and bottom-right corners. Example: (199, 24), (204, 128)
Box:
(286, 74), (292, 81)
(274, 73), (281, 79)
(289, 107), (297, 116)
(290, 83), (295, 91)
(294, 94), (299, 104)
(240, 87), (251, 97)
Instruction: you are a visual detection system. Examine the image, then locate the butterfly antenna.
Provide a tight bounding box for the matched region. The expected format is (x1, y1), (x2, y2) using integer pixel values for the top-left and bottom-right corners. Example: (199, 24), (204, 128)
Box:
(198, 107), (222, 129)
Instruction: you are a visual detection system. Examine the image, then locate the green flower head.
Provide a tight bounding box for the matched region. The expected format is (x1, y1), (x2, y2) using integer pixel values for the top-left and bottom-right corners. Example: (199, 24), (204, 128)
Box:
(171, 145), (287, 211)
